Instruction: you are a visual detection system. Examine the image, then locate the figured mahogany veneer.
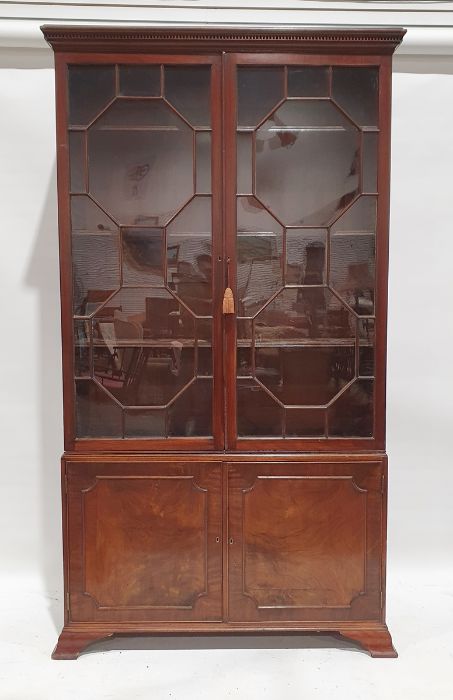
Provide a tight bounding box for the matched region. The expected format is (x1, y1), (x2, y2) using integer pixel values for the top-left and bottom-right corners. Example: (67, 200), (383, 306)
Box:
(43, 25), (405, 660)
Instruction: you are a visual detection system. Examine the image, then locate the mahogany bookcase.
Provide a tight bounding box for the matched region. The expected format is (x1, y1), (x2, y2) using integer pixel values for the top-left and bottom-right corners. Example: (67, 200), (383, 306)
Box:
(42, 25), (405, 659)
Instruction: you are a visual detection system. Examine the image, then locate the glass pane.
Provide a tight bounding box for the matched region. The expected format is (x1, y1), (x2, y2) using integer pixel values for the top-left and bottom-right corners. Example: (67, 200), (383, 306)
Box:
(74, 320), (90, 377)
(285, 408), (325, 437)
(286, 229), (327, 285)
(94, 99), (181, 128)
(254, 288), (355, 342)
(71, 195), (118, 234)
(287, 67), (329, 97)
(72, 234), (120, 315)
(330, 234), (375, 315)
(237, 346), (253, 376)
(237, 379), (283, 436)
(119, 65), (161, 96)
(75, 380), (122, 437)
(89, 100), (193, 226)
(359, 318), (375, 377)
(91, 288), (194, 343)
(195, 132), (211, 193)
(332, 67), (379, 127)
(69, 132), (85, 192)
(237, 132), (253, 194)
(255, 346), (355, 406)
(122, 228), (164, 286)
(196, 318), (213, 376)
(93, 345), (195, 407)
(237, 67), (284, 128)
(168, 379), (212, 436)
(165, 66), (211, 127)
(167, 238), (212, 316)
(237, 197), (283, 317)
(331, 196), (376, 235)
(255, 100), (360, 226)
(328, 379), (374, 437)
(124, 409), (166, 437)
(68, 65), (115, 127)
(167, 196), (211, 237)
(167, 197), (213, 315)
(363, 132), (378, 193)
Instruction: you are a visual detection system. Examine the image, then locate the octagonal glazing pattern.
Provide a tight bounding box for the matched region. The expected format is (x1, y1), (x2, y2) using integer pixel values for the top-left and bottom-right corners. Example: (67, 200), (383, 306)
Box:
(68, 63), (213, 438)
(255, 100), (360, 226)
(236, 65), (379, 438)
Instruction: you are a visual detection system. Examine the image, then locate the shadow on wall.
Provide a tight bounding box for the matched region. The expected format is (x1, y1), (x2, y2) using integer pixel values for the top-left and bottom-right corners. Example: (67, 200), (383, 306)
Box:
(25, 163), (64, 632)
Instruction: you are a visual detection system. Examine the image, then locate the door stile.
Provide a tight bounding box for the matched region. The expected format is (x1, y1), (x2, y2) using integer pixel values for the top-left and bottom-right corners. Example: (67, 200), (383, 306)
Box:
(223, 53), (239, 450)
(210, 58), (226, 450)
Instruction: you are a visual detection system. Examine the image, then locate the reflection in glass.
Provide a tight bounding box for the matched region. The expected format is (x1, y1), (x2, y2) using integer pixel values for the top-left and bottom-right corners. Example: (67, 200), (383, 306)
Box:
(167, 196), (211, 237)
(237, 197), (283, 316)
(254, 288), (355, 341)
(89, 101), (193, 226)
(287, 67), (329, 97)
(330, 234), (375, 315)
(286, 229), (326, 285)
(167, 238), (212, 316)
(237, 132), (253, 193)
(256, 100), (360, 225)
(119, 65), (161, 96)
(165, 66), (211, 127)
(237, 378), (283, 436)
(328, 379), (374, 436)
(122, 228), (164, 286)
(69, 132), (85, 193)
(195, 132), (211, 193)
(237, 67), (284, 128)
(72, 234), (119, 315)
(237, 317), (253, 341)
(93, 345), (195, 407)
(166, 198), (212, 316)
(331, 195), (376, 235)
(237, 346), (253, 376)
(196, 319), (213, 376)
(68, 65), (115, 126)
(285, 408), (325, 437)
(363, 132), (378, 193)
(255, 346), (355, 406)
(71, 195), (118, 234)
(91, 287), (194, 343)
(332, 67), (379, 127)
(74, 320), (90, 377)
(124, 409), (166, 437)
(168, 379), (212, 436)
(75, 379), (122, 437)
(359, 317), (375, 377)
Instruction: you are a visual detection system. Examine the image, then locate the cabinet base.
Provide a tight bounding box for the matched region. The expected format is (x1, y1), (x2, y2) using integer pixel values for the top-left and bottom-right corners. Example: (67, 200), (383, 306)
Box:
(52, 623), (397, 660)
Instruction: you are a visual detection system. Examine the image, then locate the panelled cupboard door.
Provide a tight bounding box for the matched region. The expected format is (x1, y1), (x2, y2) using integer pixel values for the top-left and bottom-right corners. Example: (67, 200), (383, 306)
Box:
(227, 461), (384, 622)
(66, 461), (223, 622)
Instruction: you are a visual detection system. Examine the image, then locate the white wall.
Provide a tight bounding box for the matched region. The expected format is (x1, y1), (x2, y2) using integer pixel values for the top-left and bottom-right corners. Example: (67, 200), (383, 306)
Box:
(1, 5), (452, 600)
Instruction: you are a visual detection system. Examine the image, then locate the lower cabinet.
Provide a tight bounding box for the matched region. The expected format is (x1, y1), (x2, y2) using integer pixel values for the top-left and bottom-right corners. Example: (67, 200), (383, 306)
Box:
(65, 458), (384, 626)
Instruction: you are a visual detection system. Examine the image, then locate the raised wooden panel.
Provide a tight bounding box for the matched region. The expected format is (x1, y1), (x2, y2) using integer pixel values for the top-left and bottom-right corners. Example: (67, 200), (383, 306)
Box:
(227, 461), (384, 623)
(66, 460), (222, 622)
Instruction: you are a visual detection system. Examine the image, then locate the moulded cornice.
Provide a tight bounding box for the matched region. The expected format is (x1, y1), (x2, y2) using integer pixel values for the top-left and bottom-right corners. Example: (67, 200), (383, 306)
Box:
(41, 25), (406, 54)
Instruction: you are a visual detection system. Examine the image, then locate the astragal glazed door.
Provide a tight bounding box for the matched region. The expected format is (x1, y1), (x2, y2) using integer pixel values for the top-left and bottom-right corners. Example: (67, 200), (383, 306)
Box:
(65, 54), (385, 452)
